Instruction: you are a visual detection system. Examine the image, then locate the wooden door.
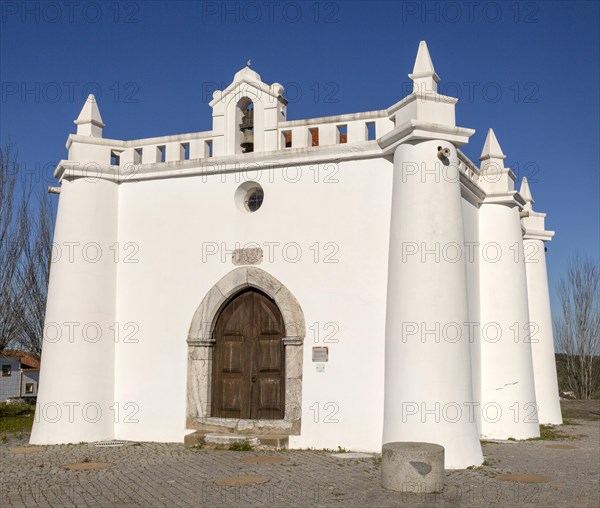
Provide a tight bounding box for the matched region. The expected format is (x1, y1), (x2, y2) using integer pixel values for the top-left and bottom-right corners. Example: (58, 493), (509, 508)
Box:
(212, 288), (285, 419)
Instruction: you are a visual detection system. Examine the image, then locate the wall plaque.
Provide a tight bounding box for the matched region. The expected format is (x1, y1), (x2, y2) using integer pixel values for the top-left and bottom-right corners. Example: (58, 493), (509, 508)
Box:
(312, 346), (329, 362)
(232, 247), (263, 266)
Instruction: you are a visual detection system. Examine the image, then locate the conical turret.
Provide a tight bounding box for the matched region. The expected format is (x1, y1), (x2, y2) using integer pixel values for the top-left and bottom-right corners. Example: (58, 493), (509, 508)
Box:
(478, 128), (515, 193)
(408, 41), (440, 92)
(520, 177), (534, 211)
(479, 128), (506, 169)
(74, 94), (105, 137)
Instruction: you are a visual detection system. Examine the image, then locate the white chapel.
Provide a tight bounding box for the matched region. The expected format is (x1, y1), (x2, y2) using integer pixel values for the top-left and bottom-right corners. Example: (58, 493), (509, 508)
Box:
(31, 41), (562, 469)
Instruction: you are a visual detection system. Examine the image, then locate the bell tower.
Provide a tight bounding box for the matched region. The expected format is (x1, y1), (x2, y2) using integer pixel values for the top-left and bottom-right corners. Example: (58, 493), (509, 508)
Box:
(209, 63), (287, 156)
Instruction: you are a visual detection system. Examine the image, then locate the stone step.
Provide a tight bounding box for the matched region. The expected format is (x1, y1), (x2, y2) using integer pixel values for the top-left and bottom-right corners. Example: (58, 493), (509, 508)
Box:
(184, 431), (205, 448)
(205, 434), (259, 447)
(184, 431), (288, 450)
(257, 434), (288, 450)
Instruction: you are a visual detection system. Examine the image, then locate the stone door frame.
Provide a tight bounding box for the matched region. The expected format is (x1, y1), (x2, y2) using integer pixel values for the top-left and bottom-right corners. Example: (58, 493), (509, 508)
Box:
(187, 267), (305, 434)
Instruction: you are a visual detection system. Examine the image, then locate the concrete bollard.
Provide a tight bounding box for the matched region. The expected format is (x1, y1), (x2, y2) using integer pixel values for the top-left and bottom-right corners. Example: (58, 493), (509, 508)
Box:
(381, 442), (444, 493)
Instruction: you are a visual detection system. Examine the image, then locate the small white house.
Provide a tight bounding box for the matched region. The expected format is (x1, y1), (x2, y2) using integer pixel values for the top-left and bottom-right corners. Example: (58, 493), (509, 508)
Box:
(0, 351), (40, 401)
(31, 41), (561, 468)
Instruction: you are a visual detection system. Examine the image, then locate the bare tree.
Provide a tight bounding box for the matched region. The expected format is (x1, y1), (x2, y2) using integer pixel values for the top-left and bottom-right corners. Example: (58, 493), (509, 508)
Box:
(0, 142), (54, 356)
(555, 256), (600, 399)
(0, 143), (29, 353)
(18, 191), (53, 356)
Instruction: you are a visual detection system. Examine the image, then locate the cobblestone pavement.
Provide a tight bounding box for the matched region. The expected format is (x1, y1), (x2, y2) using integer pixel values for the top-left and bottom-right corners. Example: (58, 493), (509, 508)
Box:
(1, 418), (598, 508)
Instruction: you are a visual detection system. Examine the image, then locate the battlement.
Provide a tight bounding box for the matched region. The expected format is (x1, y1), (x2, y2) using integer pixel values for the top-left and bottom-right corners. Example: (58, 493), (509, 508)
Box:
(64, 61), (399, 176)
(59, 45), (492, 204)
(64, 107), (393, 172)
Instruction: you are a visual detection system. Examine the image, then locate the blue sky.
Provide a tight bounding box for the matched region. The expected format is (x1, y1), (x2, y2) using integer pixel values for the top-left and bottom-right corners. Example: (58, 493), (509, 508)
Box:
(1, 0), (599, 309)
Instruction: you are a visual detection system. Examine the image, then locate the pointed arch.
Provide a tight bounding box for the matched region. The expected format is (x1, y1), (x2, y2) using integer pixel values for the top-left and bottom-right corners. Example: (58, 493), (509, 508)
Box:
(186, 267), (304, 434)
(188, 267), (305, 345)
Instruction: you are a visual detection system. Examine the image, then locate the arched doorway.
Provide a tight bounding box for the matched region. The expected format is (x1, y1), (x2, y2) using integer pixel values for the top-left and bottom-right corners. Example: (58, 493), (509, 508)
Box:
(186, 267), (304, 435)
(212, 288), (285, 420)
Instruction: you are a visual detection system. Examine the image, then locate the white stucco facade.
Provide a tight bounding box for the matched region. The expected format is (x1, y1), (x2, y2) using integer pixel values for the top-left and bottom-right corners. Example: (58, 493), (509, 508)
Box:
(31, 41), (561, 469)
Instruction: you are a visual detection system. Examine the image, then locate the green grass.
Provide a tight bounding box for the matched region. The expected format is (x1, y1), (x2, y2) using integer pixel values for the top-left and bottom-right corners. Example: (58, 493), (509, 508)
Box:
(527, 424), (571, 441)
(562, 411), (600, 422)
(228, 441), (253, 451)
(0, 402), (36, 437)
(562, 417), (580, 426)
(0, 414), (34, 434)
(466, 460), (493, 471)
(0, 402), (36, 418)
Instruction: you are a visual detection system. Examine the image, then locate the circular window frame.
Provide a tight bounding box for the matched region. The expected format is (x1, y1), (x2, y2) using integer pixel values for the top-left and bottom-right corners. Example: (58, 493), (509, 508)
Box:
(235, 181), (264, 213)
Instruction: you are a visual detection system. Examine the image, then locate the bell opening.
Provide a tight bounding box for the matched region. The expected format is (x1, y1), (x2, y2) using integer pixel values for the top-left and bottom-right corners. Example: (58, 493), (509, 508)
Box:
(239, 102), (254, 153)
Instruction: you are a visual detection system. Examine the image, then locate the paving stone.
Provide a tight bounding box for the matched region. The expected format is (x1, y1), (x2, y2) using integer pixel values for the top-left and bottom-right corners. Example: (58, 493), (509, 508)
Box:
(239, 456), (289, 464)
(1, 418), (598, 507)
(9, 446), (44, 454)
(495, 473), (552, 483)
(214, 475), (270, 486)
(63, 462), (113, 471)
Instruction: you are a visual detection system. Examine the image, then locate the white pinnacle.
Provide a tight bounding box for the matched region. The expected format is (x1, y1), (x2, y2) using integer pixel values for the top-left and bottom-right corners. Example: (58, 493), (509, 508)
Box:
(413, 41), (435, 76)
(74, 94), (105, 128)
(479, 128), (506, 161)
(409, 41), (440, 92)
(520, 177), (534, 210)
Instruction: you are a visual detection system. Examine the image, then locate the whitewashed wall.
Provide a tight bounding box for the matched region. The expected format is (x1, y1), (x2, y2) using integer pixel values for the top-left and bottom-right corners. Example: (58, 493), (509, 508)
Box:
(462, 199), (481, 433)
(113, 157), (393, 450)
(31, 177), (118, 444)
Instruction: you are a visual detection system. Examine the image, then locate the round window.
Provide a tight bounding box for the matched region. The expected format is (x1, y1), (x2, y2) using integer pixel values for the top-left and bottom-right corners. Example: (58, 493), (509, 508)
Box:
(245, 187), (263, 212)
(235, 182), (264, 213)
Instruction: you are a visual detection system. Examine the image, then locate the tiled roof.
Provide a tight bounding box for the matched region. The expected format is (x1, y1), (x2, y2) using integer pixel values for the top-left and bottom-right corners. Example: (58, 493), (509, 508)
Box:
(0, 350), (40, 369)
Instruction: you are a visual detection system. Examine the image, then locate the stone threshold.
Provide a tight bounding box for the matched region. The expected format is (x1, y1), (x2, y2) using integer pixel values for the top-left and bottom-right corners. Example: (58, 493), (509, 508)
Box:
(187, 416), (299, 436)
(185, 431), (289, 450)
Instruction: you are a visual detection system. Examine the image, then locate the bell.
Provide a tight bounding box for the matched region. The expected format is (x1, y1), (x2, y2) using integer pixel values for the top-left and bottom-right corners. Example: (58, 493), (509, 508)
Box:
(241, 130), (254, 153)
(240, 109), (254, 130)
